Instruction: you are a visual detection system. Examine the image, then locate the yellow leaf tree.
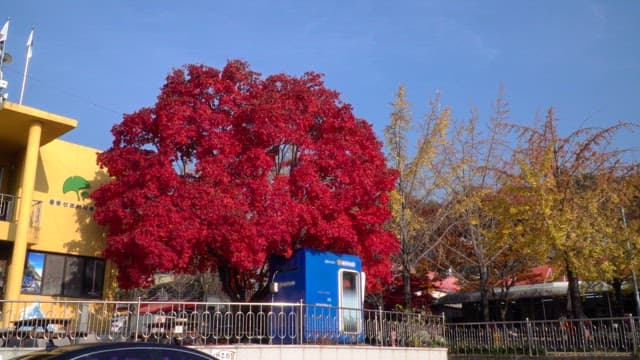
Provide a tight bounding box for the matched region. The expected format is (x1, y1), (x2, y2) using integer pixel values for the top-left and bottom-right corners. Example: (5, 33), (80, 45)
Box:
(480, 183), (550, 320)
(384, 86), (452, 308)
(584, 173), (640, 316)
(437, 90), (522, 321)
(513, 108), (638, 319)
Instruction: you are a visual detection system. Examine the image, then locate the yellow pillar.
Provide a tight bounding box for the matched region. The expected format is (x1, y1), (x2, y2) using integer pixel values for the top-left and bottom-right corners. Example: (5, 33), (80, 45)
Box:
(4, 120), (42, 301)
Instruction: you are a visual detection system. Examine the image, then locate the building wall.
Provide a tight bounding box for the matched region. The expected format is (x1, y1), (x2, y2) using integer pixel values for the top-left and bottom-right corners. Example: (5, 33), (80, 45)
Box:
(31, 139), (107, 256)
(0, 139), (115, 301)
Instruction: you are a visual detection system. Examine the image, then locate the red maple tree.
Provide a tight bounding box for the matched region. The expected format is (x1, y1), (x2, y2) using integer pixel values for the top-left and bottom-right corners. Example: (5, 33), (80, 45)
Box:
(92, 60), (398, 300)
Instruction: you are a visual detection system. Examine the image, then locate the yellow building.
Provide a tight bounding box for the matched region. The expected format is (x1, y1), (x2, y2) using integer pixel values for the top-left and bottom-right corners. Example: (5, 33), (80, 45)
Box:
(0, 100), (112, 301)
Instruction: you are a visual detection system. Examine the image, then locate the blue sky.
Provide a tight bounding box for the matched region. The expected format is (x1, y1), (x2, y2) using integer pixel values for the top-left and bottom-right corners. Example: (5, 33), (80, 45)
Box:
(2, 1), (639, 158)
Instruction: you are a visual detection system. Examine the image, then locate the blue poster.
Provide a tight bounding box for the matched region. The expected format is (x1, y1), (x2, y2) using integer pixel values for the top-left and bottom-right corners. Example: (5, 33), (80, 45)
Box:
(22, 252), (44, 293)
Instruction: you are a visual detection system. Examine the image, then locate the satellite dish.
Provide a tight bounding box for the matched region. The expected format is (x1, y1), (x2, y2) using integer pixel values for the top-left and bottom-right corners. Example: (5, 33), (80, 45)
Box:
(1, 52), (11, 65)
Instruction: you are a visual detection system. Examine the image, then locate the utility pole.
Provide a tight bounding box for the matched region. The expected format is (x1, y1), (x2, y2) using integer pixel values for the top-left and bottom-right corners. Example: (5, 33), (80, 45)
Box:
(621, 207), (640, 317)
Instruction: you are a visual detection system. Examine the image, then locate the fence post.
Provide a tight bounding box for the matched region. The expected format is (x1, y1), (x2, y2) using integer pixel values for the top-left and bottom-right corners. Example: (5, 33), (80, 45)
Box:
(379, 306), (385, 347)
(134, 297), (141, 342)
(630, 314), (638, 355)
(299, 300), (304, 345)
(526, 317), (533, 357)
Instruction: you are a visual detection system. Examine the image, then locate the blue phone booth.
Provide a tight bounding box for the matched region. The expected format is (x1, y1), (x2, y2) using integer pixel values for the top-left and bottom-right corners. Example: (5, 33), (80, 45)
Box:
(269, 248), (366, 343)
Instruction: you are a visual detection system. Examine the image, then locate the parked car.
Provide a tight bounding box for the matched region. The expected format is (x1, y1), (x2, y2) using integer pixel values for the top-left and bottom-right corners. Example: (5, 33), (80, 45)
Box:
(10, 342), (220, 360)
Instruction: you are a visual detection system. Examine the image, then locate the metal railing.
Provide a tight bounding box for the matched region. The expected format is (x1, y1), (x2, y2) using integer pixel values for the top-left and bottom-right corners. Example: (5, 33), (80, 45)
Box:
(29, 199), (42, 228)
(0, 193), (15, 222)
(0, 193), (41, 227)
(446, 316), (640, 356)
(0, 300), (445, 348)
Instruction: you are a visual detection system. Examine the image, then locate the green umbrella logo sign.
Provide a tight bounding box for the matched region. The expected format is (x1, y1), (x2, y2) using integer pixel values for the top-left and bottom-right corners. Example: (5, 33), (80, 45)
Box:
(62, 176), (91, 201)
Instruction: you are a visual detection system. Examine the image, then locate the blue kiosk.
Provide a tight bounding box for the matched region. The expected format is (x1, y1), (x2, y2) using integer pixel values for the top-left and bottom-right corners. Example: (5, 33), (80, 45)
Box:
(268, 248), (366, 343)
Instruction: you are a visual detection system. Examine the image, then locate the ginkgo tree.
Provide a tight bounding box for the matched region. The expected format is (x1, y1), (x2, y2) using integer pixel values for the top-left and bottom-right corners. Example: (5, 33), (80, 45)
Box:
(513, 109), (638, 319)
(435, 90), (542, 322)
(92, 60), (399, 301)
(591, 175), (640, 316)
(384, 86), (452, 309)
(479, 182), (549, 321)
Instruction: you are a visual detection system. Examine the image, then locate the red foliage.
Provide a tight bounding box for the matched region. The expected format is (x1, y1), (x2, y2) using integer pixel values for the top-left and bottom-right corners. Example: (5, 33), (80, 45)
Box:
(92, 60), (398, 297)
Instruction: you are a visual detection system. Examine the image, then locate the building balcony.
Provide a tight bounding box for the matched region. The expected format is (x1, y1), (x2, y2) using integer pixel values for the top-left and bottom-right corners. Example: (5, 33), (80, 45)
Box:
(0, 101), (77, 154)
(0, 193), (16, 222)
(0, 192), (42, 243)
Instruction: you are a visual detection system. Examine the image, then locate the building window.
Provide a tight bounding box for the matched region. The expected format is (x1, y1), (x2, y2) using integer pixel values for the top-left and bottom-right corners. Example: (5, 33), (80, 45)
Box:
(22, 251), (104, 298)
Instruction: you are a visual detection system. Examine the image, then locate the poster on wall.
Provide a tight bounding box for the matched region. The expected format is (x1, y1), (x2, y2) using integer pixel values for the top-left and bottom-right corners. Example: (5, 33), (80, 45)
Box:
(22, 252), (44, 294)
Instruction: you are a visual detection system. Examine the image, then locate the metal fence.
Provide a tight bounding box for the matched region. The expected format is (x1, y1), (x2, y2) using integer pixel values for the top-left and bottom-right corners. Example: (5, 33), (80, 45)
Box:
(0, 300), (445, 348)
(0, 193), (41, 226)
(446, 316), (640, 356)
(3, 299), (640, 356)
(0, 193), (15, 222)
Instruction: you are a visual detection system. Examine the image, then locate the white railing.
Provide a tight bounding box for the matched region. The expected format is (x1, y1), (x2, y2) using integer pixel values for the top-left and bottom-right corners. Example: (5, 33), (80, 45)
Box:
(29, 200), (42, 228)
(0, 193), (41, 227)
(0, 193), (15, 222)
(446, 316), (640, 356)
(0, 300), (445, 348)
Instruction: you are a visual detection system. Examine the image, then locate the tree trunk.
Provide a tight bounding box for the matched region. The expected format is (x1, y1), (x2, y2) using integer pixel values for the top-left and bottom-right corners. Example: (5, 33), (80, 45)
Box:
(217, 265), (246, 302)
(565, 265), (586, 319)
(494, 286), (513, 321)
(498, 296), (510, 321)
(611, 278), (625, 317)
(498, 304), (507, 321)
(403, 268), (412, 309)
(479, 265), (491, 321)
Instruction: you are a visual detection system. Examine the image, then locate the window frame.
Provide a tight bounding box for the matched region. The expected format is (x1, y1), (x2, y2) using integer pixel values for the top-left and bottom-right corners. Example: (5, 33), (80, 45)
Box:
(21, 250), (105, 298)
